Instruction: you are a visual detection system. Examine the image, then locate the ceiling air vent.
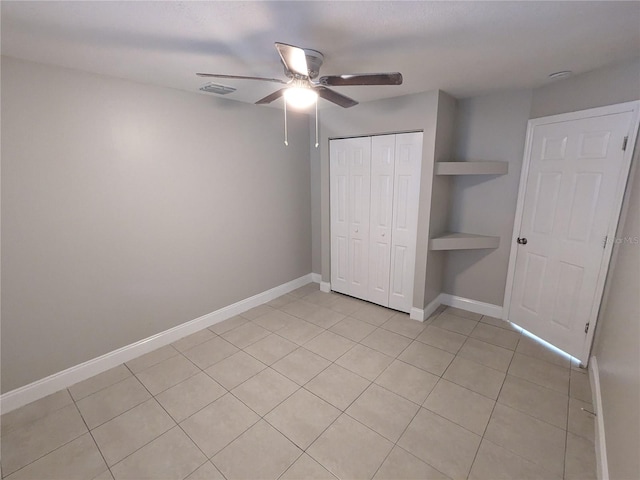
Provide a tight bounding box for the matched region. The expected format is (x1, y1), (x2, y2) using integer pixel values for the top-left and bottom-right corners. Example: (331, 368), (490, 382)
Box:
(199, 82), (236, 95)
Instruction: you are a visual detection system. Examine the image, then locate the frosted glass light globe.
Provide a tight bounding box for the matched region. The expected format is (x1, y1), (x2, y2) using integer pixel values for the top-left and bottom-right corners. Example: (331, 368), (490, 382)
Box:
(284, 87), (318, 109)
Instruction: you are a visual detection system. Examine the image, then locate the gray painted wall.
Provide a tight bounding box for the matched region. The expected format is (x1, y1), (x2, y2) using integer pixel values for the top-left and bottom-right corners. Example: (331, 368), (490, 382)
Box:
(443, 90), (533, 306)
(1, 56), (311, 392)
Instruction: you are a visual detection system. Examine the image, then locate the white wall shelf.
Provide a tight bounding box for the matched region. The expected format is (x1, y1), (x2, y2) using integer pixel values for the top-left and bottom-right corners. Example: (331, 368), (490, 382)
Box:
(435, 161), (508, 175)
(429, 232), (500, 251)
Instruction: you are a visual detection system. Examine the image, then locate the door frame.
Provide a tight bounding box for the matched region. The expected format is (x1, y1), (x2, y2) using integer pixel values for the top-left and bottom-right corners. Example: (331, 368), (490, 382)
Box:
(503, 101), (640, 364)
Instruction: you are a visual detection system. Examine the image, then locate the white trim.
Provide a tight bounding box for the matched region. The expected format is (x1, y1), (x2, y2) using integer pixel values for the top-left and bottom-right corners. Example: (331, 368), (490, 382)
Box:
(311, 273), (322, 284)
(589, 356), (609, 480)
(0, 274), (315, 414)
(503, 101), (640, 364)
(410, 294), (444, 322)
(409, 307), (425, 321)
(439, 294), (503, 319)
(319, 281), (331, 293)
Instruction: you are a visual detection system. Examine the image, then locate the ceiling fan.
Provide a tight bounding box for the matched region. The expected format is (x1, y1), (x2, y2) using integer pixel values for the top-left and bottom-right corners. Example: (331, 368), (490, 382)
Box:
(197, 42), (403, 109)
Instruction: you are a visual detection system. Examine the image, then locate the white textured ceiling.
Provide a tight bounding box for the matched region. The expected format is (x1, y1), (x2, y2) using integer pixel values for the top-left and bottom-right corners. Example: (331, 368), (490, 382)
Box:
(2, 1), (639, 107)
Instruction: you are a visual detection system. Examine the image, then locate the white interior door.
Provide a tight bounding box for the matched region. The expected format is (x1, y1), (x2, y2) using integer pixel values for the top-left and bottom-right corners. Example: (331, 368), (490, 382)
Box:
(389, 132), (423, 312)
(508, 106), (638, 361)
(368, 135), (396, 307)
(330, 137), (371, 299)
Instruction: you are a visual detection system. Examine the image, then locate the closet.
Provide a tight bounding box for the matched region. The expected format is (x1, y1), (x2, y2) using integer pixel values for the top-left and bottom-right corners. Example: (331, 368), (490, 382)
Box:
(330, 132), (423, 313)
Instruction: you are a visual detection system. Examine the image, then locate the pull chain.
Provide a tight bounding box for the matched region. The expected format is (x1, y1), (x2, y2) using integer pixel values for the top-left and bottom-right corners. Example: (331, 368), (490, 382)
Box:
(315, 100), (319, 148)
(283, 97), (289, 146)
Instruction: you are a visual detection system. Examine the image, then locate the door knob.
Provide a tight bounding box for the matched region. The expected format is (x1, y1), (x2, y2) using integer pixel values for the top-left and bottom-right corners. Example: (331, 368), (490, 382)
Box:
(382, 232), (385, 237)
(355, 228), (359, 233)
(517, 237), (528, 245)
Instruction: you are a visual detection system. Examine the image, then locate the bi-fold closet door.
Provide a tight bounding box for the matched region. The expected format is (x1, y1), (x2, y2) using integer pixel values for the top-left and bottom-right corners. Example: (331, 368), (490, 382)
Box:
(330, 132), (423, 313)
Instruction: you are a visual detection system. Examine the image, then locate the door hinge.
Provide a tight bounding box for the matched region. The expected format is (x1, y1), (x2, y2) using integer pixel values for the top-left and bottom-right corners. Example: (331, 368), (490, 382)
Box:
(584, 322), (590, 334)
(603, 235), (608, 249)
(622, 136), (628, 151)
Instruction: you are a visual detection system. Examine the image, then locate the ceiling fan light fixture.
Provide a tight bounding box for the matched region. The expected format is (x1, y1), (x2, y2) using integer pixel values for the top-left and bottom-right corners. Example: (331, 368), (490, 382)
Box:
(284, 86), (318, 109)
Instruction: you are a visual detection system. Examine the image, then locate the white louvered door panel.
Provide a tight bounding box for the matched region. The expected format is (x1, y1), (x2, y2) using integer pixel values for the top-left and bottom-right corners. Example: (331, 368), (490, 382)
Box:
(509, 111), (634, 359)
(330, 137), (371, 298)
(368, 135), (396, 307)
(388, 132), (423, 312)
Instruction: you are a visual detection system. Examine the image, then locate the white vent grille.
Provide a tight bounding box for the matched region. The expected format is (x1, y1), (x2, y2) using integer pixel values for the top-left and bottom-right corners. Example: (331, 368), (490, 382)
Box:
(199, 83), (236, 95)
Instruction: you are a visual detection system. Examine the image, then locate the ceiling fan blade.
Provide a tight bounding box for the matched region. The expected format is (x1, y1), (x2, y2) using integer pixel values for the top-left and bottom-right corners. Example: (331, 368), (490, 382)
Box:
(316, 86), (358, 108)
(318, 73), (403, 86)
(274, 42), (309, 76)
(196, 73), (287, 84)
(255, 88), (287, 105)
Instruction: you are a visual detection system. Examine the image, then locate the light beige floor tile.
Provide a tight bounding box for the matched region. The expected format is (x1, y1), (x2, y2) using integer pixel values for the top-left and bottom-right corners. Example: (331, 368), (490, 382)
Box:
(469, 439), (561, 480)
(398, 407), (481, 480)
(308, 414), (393, 480)
(281, 299), (321, 320)
(77, 376), (151, 429)
(231, 368), (299, 416)
(458, 338), (514, 372)
(431, 312), (478, 336)
(185, 461), (225, 480)
(1, 389), (73, 435)
(93, 469), (115, 480)
(350, 303), (396, 326)
(470, 323), (520, 350)
(171, 329), (216, 353)
(180, 393), (259, 457)
(5, 433), (106, 480)
(303, 290), (341, 308)
(508, 353), (570, 394)
(568, 397), (595, 442)
(135, 354), (200, 395)
(375, 360), (439, 404)
(111, 426), (206, 480)
(347, 384), (419, 442)
(271, 347), (331, 385)
(381, 313), (427, 339)
(479, 315), (522, 332)
(1, 404), (88, 476)
(329, 316), (377, 342)
(336, 344), (394, 381)
(155, 371), (226, 422)
(125, 346), (179, 374)
(416, 325), (467, 354)
(304, 331), (356, 361)
(516, 334), (571, 368)
(213, 420), (302, 480)
(276, 317), (324, 345)
(570, 368), (593, 403)
(92, 399), (175, 467)
(424, 379), (495, 435)
(267, 293), (297, 309)
(240, 304), (276, 320)
(484, 403), (566, 477)
(304, 307), (346, 329)
(443, 306), (482, 321)
(373, 446), (450, 480)
(281, 453), (337, 480)
(497, 375), (568, 429)
(204, 350), (266, 390)
(182, 336), (239, 369)
(251, 309), (298, 332)
(265, 389), (340, 449)
(70, 365), (132, 400)
(398, 341), (455, 376)
(327, 295), (368, 316)
(305, 364), (370, 410)
(208, 315), (248, 335)
(360, 328), (412, 357)
(221, 322), (271, 349)
(564, 431), (597, 480)
(443, 356), (506, 400)
(244, 333), (297, 365)
(290, 283), (320, 298)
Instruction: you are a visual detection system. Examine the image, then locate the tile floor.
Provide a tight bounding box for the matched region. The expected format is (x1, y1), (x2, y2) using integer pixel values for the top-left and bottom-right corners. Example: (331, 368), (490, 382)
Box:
(1, 283), (597, 480)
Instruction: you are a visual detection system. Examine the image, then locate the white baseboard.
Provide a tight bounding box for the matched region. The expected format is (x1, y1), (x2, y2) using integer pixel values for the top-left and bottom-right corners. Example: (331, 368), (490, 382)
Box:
(319, 281), (331, 293)
(311, 273), (322, 284)
(589, 356), (609, 480)
(439, 294), (503, 319)
(410, 295), (443, 322)
(0, 273), (315, 414)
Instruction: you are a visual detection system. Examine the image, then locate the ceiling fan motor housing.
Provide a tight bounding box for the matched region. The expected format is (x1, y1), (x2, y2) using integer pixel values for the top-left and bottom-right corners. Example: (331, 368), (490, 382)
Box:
(283, 48), (324, 79)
